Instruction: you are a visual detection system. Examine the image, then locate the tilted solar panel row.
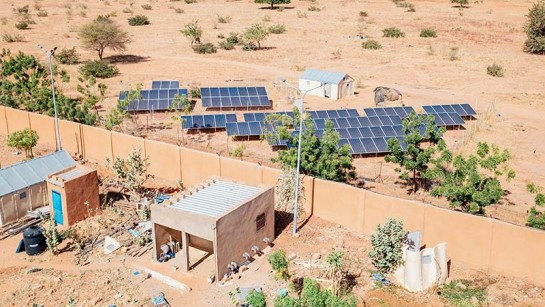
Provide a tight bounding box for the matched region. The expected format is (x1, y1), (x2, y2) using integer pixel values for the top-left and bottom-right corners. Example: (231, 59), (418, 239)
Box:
(306, 125), (404, 140)
(151, 80), (180, 90)
(307, 109), (360, 119)
(295, 116), (403, 130)
(121, 89), (189, 111)
(243, 112), (295, 122)
(422, 104), (476, 117)
(201, 87), (270, 108)
(428, 112), (465, 127)
(226, 121), (266, 137)
(363, 106), (415, 118)
(339, 137), (407, 155)
(181, 114), (237, 129)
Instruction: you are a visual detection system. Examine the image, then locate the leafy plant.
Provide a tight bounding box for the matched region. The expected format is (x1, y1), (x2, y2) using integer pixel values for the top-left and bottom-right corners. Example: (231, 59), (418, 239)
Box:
(301, 278), (356, 307)
(230, 144), (246, 158)
(246, 290), (267, 307)
(128, 15), (150, 26)
(369, 218), (407, 274)
(190, 86), (201, 98)
(110, 149), (152, 199)
(326, 249), (346, 296)
(431, 142), (515, 214)
(43, 219), (61, 255)
(268, 249), (290, 280)
(192, 43), (217, 54)
(437, 280), (486, 307)
(219, 40), (235, 50)
(226, 32), (241, 44)
(273, 295), (300, 307)
(7, 129), (39, 158)
(385, 112), (446, 193)
(383, 27), (405, 38)
(180, 20), (202, 45)
(524, 1), (545, 54)
(255, 0), (291, 10)
(268, 24), (286, 34)
(527, 183), (545, 229)
(451, 0), (469, 8)
(15, 21), (29, 30)
(243, 23), (269, 49)
(420, 28), (437, 38)
(55, 47), (80, 65)
(79, 15), (131, 60)
(362, 39), (382, 49)
(487, 63), (504, 77)
(80, 60), (119, 78)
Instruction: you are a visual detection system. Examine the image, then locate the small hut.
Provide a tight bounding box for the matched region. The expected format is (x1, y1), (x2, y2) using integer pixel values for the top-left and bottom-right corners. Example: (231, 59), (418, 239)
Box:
(299, 68), (354, 100)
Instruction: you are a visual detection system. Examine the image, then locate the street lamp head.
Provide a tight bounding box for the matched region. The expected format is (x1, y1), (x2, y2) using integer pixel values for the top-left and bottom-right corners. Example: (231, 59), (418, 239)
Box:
(51, 47), (58, 56)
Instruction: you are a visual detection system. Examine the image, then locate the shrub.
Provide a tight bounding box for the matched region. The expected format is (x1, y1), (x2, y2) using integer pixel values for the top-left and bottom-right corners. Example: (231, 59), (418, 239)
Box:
(79, 60), (119, 78)
(420, 28), (437, 37)
(308, 6), (321, 11)
(297, 11), (307, 18)
(242, 42), (258, 51)
(437, 280), (486, 307)
(2, 33), (24, 43)
(16, 5), (30, 14)
(368, 218), (407, 274)
(397, 1), (415, 12)
(359, 11), (368, 17)
(174, 8), (184, 14)
(268, 249), (289, 280)
(37, 10), (48, 17)
(128, 15), (150, 26)
(192, 43), (217, 54)
(361, 39), (382, 49)
(184, 0), (197, 3)
(246, 290), (266, 307)
(524, 0), (545, 54)
(274, 295), (300, 307)
(141, 4), (152, 10)
(226, 32), (240, 44)
(217, 14), (231, 23)
(15, 21), (29, 30)
(122, 7), (133, 14)
(486, 63), (504, 77)
(189, 86), (201, 99)
(263, 15), (271, 22)
(55, 47), (80, 65)
(383, 27), (405, 38)
(449, 46), (460, 60)
(219, 40), (235, 50)
(268, 24), (286, 34)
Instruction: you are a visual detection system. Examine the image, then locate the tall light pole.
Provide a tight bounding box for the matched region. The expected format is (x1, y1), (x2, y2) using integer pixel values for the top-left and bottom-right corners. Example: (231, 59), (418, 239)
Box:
(38, 45), (62, 151)
(280, 78), (323, 235)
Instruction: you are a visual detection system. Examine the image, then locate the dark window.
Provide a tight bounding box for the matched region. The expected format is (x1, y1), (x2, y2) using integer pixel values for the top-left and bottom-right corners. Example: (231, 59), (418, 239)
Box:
(256, 213), (266, 231)
(19, 192), (26, 199)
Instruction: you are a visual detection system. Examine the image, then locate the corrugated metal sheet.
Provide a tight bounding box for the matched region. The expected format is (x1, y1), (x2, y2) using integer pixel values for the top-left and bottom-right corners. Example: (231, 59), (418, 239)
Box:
(170, 180), (263, 218)
(0, 151), (76, 197)
(300, 68), (348, 84)
(57, 168), (85, 181)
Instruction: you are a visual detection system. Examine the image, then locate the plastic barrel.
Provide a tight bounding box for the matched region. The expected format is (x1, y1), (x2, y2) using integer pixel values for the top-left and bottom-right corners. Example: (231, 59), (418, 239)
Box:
(23, 226), (46, 255)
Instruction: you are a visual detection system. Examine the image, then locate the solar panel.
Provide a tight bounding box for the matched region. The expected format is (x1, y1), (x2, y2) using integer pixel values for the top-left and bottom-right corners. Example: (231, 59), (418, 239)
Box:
(423, 104), (476, 117)
(373, 137), (389, 152)
(182, 114), (237, 129)
(364, 107), (415, 118)
(308, 109), (360, 119)
(429, 113), (465, 127)
(151, 81), (180, 89)
(243, 112), (294, 122)
(201, 87), (271, 108)
(361, 138), (378, 153)
(123, 89), (189, 111)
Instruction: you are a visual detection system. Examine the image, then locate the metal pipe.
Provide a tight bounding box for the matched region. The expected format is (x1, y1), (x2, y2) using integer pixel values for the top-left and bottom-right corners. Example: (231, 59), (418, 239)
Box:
(39, 45), (61, 151)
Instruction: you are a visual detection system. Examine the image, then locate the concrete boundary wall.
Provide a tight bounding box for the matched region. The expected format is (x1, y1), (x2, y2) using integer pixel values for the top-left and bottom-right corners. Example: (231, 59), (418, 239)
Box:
(1, 107), (545, 286)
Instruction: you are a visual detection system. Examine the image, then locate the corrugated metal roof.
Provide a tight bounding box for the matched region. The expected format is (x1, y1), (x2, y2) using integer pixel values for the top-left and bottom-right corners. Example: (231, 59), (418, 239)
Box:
(300, 68), (348, 84)
(0, 151), (76, 197)
(57, 168), (85, 181)
(170, 180), (263, 218)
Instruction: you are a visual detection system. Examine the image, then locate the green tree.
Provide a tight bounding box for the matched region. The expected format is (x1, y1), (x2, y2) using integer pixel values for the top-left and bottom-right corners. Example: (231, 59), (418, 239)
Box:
(385, 112), (446, 193)
(368, 218), (407, 274)
(431, 142), (515, 214)
(76, 74), (107, 114)
(276, 116), (355, 183)
(0, 49), (98, 125)
(110, 149), (152, 200)
(7, 128), (39, 158)
(105, 85), (141, 131)
(180, 20), (202, 46)
(451, 0), (469, 8)
(169, 93), (191, 144)
(526, 183), (545, 229)
(255, 0), (291, 10)
(524, 0), (545, 54)
(273, 295), (300, 307)
(78, 15), (131, 60)
(243, 23), (269, 49)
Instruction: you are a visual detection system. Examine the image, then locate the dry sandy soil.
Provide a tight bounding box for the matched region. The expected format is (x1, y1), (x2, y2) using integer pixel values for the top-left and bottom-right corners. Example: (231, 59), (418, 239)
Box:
(2, 0), (544, 227)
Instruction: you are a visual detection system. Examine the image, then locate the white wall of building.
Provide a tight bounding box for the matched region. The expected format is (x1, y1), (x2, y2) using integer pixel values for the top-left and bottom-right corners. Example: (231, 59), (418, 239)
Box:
(299, 79), (339, 100)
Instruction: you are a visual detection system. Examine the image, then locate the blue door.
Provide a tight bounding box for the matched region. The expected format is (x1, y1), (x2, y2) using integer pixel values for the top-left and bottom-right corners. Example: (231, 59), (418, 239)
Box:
(52, 191), (63, 225)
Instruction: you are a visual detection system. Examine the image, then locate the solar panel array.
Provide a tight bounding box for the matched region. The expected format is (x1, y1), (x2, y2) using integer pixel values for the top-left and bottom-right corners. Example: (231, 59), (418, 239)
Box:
(423, 104), (476, 117)
(151, 80), (180, 89)
(201, 87), (271, 108)
(181, 114), (237, 129)
(226, 122), (265, 137)
(308, 109), (360, 119)
(428, 113), (465, 127)
(296, 115), (403, 130)
(339, 137), (407, 155)
(364, 106), (415, 118)
(243, 112), (294, 122)
(121, 89), (189, 111)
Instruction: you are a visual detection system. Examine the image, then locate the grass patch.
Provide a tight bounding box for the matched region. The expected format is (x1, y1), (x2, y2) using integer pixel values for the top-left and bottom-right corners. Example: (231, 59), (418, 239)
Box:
(268, 24), (286, 34)
(192, 43), (217, 54)
(437, 280), (486, 307)
(362, 39), (382, 49)
(217, 14), (231, 24)
(383, 27), (405, 38)
(487, 63), (504, 77)
(420, 28), (437, 38)
(2, 33), (25, 43)
(141, 4), (152, 10)
(128, 15), (150, 26)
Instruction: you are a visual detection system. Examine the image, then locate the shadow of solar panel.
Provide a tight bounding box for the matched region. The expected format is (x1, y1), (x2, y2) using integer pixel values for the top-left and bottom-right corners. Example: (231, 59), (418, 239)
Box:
(370, 126), (385, 137)
(359, 127), (373, 138)
(373, 137), (388, 152)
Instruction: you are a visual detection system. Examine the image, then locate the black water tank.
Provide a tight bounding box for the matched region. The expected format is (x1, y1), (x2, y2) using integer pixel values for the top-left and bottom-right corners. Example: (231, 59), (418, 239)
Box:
(23, 226), (46, 255)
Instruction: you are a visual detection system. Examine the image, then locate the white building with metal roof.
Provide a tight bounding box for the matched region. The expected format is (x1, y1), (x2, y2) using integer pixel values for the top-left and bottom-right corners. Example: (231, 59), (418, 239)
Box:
(299, 68), (355, 100)
(0, 151), (75, 226)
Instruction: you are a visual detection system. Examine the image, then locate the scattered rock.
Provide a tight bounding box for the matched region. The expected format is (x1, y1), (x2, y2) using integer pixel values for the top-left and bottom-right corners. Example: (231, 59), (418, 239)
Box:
(312, 253), (321, 260)
(287, 253), (297, 261)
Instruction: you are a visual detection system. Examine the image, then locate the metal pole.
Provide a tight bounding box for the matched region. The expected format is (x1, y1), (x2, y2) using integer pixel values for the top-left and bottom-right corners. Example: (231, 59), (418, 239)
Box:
(46, 50), (62, 151)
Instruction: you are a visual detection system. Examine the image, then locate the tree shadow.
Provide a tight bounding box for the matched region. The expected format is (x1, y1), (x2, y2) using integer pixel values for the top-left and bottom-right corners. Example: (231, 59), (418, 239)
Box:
(258, 6), (295, 10)
(257, 46), (277, 51)
(104, 54), (151, 64)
